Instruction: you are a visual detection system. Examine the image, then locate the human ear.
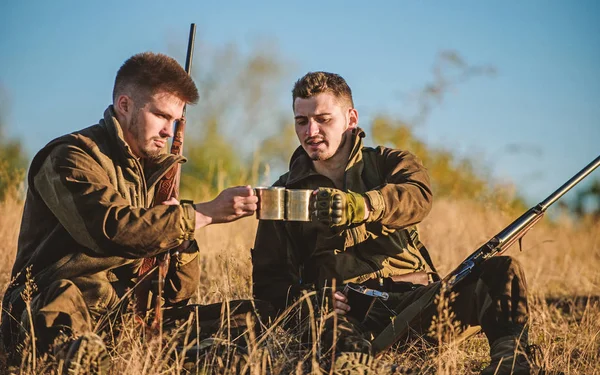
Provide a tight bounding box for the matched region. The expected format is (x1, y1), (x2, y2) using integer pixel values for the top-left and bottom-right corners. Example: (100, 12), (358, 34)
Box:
(115, 95), (133, 117)
(347, 107), (359, 129)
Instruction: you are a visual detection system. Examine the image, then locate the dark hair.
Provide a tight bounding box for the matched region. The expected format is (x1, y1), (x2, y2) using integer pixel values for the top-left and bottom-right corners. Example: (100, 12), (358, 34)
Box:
(113, 52), (199, 105)
(292, 71), (354, 109)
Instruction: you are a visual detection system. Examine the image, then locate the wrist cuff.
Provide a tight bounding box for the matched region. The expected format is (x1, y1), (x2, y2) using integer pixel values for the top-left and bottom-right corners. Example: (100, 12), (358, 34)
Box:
(179, 199), (196, 241)
(364, 190), (385, 222)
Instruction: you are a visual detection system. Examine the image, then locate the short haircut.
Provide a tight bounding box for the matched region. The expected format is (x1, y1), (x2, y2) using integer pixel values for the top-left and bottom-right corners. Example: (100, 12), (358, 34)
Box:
(113, 52), (199, 105)
(291, 71), (354, 109)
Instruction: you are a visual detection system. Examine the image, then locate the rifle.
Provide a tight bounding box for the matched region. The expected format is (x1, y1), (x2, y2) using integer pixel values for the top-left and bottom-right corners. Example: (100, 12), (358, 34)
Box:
(135, 23), (197, 334)
(372, 154), (600, 355)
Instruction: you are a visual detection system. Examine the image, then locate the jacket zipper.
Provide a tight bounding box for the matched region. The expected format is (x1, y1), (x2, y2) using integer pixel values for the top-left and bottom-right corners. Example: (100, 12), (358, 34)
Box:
(132, 158), (148, 207)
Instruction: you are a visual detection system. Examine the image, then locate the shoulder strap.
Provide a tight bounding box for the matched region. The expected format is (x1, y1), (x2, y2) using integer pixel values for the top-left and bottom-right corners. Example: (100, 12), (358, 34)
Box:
(407, 228), (440, 281)
(362, 148), (440, 281)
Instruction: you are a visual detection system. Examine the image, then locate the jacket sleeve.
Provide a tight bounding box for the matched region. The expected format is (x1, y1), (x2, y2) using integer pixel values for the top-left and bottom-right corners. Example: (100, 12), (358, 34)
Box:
(363, 147), (433, 229)
(33, 143), (196, 259)
(164, 240), (200, 304)
(252, 215), (302, 313)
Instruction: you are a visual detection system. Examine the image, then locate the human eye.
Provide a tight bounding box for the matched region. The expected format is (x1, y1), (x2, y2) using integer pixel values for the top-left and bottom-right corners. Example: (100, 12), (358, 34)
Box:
(295, 118), (308, 126)
(152, 111), (169, 120)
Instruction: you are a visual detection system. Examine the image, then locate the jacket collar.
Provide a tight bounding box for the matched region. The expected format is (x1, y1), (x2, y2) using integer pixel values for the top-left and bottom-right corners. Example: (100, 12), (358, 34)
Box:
(286, 127), (366, 186)
(101, 105), (141, 162)
(101, 105), (185, 188)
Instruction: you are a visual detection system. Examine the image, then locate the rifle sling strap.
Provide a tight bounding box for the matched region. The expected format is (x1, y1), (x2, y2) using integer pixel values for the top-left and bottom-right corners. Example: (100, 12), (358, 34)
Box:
(407, 228), (440, 282)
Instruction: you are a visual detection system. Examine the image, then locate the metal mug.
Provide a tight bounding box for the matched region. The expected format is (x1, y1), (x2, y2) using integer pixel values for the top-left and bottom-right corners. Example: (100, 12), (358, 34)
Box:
(254, 187), (285, 220)
(285, 189), (312, 221)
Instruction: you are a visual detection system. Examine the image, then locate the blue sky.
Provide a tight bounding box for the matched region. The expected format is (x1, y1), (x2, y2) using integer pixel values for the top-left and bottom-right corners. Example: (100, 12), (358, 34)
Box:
(1, 0), (598, 205)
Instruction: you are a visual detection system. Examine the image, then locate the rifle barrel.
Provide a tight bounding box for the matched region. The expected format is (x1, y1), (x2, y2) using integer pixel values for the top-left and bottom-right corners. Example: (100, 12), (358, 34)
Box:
(540, 154), (600, 211)
(496, 209), (540, 245)
(497, 154), (600, 245)
(184, 24), (196, 74)
(182, 23), (196, 118)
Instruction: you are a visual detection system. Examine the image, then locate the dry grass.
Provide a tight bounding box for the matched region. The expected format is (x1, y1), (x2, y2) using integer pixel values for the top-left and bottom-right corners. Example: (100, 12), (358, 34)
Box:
(0, 195), (22, 294)
(0, 195), (598, 374)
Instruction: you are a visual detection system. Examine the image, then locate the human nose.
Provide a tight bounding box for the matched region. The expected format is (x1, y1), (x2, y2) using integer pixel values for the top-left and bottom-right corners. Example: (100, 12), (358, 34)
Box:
(306, 119), (320, 137)
(160, 121), (174, 138)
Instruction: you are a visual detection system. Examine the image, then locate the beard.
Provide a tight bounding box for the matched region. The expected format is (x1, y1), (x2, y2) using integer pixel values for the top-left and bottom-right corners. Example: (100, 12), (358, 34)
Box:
(309, 150), (326, 161)
(308, 132), (349, 162)
(128, 114), (164, 160)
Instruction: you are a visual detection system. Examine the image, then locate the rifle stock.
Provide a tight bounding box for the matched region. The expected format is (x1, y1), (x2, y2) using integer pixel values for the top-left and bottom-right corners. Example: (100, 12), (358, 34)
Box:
(372, 154), (600, 355)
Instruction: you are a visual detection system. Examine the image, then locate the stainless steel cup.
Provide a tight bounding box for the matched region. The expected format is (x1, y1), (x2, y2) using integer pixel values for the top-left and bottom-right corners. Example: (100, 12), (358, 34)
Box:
(255, 187), (285, 220)
(285, 189), (312, 221)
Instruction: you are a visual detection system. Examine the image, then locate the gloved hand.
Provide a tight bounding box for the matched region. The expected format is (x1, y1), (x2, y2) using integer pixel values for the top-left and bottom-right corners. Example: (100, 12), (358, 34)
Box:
(312, 188), (368, 226)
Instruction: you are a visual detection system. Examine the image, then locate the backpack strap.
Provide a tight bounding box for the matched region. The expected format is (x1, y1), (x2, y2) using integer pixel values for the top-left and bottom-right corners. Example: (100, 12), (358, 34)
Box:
(362, 148), (440, 282)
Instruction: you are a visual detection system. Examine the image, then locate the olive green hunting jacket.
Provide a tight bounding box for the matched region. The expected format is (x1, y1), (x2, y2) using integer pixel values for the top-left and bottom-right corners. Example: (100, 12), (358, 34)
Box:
(252, 128), (434, 312)
(2, 106), (198, 323)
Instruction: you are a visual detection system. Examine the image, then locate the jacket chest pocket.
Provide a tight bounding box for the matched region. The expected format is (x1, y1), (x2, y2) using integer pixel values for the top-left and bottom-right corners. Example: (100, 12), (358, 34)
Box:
(124, 183), (144, 207)
(344, 225), (370, 248)
(128, 185), (139, 206)
(113, 165), (144, 207)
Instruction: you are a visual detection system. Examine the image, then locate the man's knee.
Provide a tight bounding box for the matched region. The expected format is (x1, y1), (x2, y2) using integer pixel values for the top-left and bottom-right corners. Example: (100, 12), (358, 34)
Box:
(322, 314), (372, 354)
(477, 256), (529, 327)
(23, 279), (93, 353)
(480, 256), (527, 286)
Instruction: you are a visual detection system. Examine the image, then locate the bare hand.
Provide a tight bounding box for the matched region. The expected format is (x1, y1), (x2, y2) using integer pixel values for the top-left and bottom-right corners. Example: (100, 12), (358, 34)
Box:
(333, 291), (350, 315)
(161, 197), (180, 206)
(195, 185), (258, 226)
(160, 197), (194, 251)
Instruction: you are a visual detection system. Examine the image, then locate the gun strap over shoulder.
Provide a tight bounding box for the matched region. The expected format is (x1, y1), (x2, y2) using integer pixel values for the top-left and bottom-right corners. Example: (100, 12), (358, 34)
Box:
(361, 148), (440, 281)
(407, 227), (440, 281)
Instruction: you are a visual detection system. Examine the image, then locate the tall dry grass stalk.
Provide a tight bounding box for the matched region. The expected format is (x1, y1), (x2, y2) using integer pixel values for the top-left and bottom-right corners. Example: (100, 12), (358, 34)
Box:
(0, 195), (23, 293)
(1, 197), (598, 374)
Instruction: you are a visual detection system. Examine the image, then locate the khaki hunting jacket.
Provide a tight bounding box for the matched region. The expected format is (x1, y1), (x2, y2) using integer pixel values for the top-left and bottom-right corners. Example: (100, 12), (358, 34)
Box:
(2, 106), (198, 320)
(252, 128), (434, 311)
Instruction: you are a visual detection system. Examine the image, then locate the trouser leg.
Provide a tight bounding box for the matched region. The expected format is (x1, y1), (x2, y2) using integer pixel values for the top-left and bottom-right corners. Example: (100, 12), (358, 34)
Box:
(270, 289), (373, 357)
(16, 279), (94, 356)
(451, 255), (529, 344)
(163, 299), (273, 344)
(366, 256), (529, 346)
(162, 300), (272, 374)
(278, 256), (529, 356)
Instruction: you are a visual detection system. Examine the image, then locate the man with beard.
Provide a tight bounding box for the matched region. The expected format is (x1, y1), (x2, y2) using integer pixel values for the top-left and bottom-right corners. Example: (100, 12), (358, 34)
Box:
(1, 52), (258, 372)
(251, 71), (536, 374)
